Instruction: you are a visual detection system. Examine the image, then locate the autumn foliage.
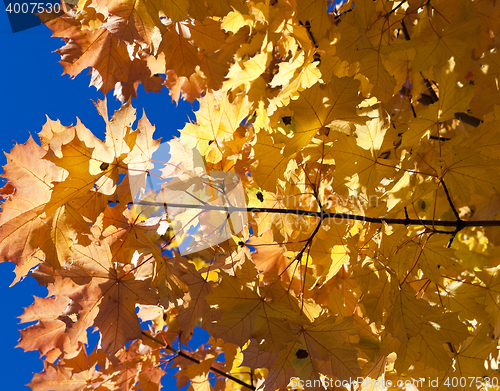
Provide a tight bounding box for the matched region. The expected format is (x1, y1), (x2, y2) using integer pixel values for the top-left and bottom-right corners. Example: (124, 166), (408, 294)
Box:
(3, 0), (500, 389)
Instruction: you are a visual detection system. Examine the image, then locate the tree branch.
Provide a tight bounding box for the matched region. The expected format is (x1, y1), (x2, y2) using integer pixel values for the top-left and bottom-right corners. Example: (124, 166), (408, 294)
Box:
(142, 332), (256, 390)
(386, 0), (407, 16)
(439, 178), (465, 247)
(132, 201), (500, 228)
(440, 178), (461, 222)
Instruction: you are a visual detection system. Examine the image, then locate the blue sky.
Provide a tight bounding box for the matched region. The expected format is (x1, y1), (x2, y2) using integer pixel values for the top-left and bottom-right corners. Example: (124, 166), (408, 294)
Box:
(0, 6), (205, 390)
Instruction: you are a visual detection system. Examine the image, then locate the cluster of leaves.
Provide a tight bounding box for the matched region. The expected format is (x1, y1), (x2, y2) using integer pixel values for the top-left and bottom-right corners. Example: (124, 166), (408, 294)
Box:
(3, 0), (500, 390)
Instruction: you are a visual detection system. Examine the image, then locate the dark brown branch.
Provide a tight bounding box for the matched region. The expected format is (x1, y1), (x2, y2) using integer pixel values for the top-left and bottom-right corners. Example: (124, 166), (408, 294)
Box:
(299, 20), (318, 48)
(440, 178), (461, 222)
(386, 0), (407, 16)
(142, 332), (256, 390)
(400, 20), (411, 41)
(333, 7), (352, 20)
(429, 135), (451, 141)
(439, 178), (465, 247)
(132, 200), (500, 228)
(295, 188), (325, 295)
